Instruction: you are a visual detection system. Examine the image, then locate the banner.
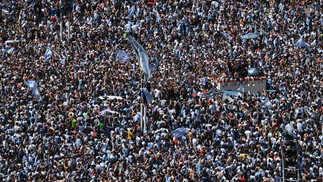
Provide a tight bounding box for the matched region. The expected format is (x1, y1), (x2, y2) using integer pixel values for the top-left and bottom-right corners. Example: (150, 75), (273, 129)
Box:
(147, 0), (155, 5)
(27, 80), (42, 101)
(171, 127), (187, 139)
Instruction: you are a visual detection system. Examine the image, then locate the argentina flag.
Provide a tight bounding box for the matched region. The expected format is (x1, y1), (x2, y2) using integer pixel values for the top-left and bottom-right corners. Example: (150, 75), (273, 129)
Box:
(27, 80), (42, 101)
(126, 35), (151, 78)
(33, 88), (42, 101)
(60, 54), (66, 65)
(241, 33), (259, 39)
(116, 50), (131, 62)
(126, 5), (135, 19)
(294, 36), (312, 50)
(44, 48), (53, 62)
(139, 52), (151, 77)
(27, 80), (36, 90)
(155, 9), (161, 23)
(142, 87), (153, 104)
(196, 158), (201, 175)
(7, 47), (15, 54)
(260, 97), (273, 110)
(171, 127), (187, 139)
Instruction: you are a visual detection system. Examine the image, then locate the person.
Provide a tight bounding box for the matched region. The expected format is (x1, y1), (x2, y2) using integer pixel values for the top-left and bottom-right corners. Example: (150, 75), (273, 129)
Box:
(0, 0), (322, 181)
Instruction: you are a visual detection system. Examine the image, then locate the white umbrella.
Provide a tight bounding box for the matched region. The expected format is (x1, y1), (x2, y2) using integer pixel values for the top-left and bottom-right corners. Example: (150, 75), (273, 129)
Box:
(205, 124), (212, 128)
(107, 96), (123, 100)
(99, 95), (123, 100)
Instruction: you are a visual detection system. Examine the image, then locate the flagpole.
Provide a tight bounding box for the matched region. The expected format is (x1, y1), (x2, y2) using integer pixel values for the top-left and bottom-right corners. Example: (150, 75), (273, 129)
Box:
(143, 74), (147, 134)
(125, 33), (149, 134)
(140, 72), (144, 134)
(140, 103), (143, 132)
(144, 103), (147, 134)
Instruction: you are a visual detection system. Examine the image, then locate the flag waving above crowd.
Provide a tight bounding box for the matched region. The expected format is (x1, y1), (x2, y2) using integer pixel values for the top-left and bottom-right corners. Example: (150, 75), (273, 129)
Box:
(125, 35), (152, 78)
(27, 80), (42, 101)
(116, 50), (131, 62)
(44, 47), (52, 62)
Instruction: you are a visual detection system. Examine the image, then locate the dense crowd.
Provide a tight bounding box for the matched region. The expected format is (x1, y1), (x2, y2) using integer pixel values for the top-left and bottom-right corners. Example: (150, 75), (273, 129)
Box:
(0, 0), (322, 181)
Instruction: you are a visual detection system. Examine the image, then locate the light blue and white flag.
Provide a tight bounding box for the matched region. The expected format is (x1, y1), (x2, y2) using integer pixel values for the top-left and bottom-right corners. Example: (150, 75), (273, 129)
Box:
(126, 35), (151, 78)
(222, 94), (233, 103)
(237, 85), (245, 92)
(285, 124), (297, 139)
(33, 154), (40, 167)
(294, 36), (312, 50)
(45, 48), (53, 62)
(241, 33), (259, 39)
(139, 52), (151, 77)
(116, 50), (131, 62)
(155, 9), (161, 23)
(87, 17), (93, 25)
(196, 158), (201, 175)
(260, 95), (267, 100)
(27, 80), (36, 90)
(27, 80), (42, 101)
(127, 36), (146, 55)
(7, 47), (15, 54)
(33, 88), (42, 101)
(171, 127), (187, 139)
(126, 5), (135, 19)
(60, 54), (66, 65)
(142, 87), (153, 104)
(265, 90), (277, 93)
(260, 97), (272, 110)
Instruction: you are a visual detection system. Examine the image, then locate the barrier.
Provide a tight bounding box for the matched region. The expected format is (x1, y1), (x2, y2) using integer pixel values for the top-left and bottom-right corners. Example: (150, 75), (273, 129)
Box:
(215, 77), (267, 94)
(147, 0), (155, 5)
